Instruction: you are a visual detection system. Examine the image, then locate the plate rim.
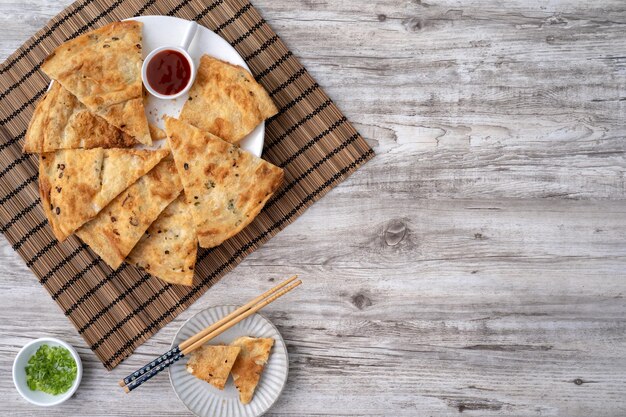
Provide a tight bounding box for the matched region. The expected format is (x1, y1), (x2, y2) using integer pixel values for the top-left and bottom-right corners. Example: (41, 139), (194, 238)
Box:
(169, 304), (289, 417)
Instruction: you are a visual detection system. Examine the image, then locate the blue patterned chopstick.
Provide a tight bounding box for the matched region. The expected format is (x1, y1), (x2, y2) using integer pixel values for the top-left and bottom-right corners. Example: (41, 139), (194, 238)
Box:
(119, 346), (182, 387)
(123, 349), (185, 393)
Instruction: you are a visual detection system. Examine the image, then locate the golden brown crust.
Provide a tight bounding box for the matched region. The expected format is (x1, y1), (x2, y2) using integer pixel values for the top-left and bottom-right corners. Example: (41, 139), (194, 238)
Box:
(41, 21), (151, 145)
(127, 195), (197, 286)
(39, 148), (169, 241)
(165, 117), (284, 249)
(76, 157), (182, 270)
(24, 83), (136, 153)
(148, 123), (167, 141)
(186, 345), (241, 390)
(180, 55), (278, 143)
(39, 154), (64, 239)
(230, 337), (274, 404)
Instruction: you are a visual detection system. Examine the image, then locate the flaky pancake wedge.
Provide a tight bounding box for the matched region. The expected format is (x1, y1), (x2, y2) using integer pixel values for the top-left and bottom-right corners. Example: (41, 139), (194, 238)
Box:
(148, 123), (167, 141)
(127, 195), (197, 286)
(180, 55), (278, 143)
(165, 117), (283, 249)
(39, 148), (169, 241)
(41, 21), (151, 144)
(230, 337), (274, 404)
(24, 83), (137, 153)
(186, 345), (241, 390)
(76, 157), (182, 270)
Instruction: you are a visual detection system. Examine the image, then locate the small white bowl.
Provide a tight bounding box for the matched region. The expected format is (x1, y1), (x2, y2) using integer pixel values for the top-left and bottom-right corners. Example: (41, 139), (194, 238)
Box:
(142, 46), (197, 100)
(12, 337), (82, 406)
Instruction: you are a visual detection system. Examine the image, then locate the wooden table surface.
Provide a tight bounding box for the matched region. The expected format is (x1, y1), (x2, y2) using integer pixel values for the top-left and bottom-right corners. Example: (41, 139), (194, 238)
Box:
(1, 0), (625, 415)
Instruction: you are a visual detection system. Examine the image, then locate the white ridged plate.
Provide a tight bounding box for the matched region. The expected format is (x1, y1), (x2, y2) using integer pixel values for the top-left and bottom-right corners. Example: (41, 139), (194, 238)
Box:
(170, 306), (288, 417)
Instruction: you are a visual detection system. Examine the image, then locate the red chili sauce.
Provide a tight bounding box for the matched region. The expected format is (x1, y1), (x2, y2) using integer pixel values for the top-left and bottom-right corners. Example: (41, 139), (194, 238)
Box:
(146, 49), (191, 96)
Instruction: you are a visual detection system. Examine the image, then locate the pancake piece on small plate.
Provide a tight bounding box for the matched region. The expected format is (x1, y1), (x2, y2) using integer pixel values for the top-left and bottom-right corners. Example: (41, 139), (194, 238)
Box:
(127, 195), (197, 286)
(24, 83), (136, 153)
(165, 117), (283, 249)
(41, 21), (152, 144)
(180, 55), (278, 143)
(76, 157), (182, 270)
(230, 336), (274, 404)
(39, 148), (169, 241)
(186, 345), (241, 390)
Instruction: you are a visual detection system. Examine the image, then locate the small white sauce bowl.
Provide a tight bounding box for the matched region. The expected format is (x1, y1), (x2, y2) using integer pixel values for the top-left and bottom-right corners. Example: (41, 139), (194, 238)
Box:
(142, 46), (197, 100)
(12, 337), (83, 407)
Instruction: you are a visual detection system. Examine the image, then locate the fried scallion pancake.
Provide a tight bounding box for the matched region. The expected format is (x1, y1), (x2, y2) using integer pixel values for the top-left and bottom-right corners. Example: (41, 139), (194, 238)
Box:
(148, 123), (166, 141)
(230, 337), (274, 404)
(76, 157), (182, 270)
(186, 345), (241, 390)
(180, 55), (278, 143)
(41, 21), (151, 144)
(165, 117), (283, 249)
(24, 83), (136, 153)
(39, 148), (169, 241)
(127, 195), (197, 285)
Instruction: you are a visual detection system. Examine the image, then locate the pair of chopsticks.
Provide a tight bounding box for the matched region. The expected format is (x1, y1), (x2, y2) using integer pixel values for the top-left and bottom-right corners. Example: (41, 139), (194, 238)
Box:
(119, 275), (301, 393)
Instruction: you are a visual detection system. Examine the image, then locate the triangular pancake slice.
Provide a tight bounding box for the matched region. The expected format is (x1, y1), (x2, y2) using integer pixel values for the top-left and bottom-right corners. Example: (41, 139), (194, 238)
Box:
(180, 55), (278, 143)
(24, 83), (136, 153)
(40, 148), (169, 241)
(41, 21), (151, 144)
(165, 117), (284, 248)
(186, 345), (241, 390)
(76, 157), (182, 270)
(230, 337), (274, 404)
(148, 123), (166, 141)
(127, 195), (197, 286)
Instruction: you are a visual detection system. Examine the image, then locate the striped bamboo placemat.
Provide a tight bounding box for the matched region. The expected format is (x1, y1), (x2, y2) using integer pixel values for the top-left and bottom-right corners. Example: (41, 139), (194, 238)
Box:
(0, 0), (373, 369)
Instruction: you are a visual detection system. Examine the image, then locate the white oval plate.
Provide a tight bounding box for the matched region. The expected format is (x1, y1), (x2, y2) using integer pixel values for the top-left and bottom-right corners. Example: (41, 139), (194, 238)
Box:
(130, 15), (264, 157)
(170, 306), (289, 417)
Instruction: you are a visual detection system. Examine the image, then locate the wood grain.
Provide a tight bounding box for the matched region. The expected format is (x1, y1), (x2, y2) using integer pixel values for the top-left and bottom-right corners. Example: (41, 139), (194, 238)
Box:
(1, 0), (625, 415)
